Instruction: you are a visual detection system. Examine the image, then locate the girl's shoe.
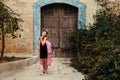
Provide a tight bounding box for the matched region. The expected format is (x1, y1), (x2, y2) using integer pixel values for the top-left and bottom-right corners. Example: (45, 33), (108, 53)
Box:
(44, 73), (47, 76)
(44, 70), (48, 75)
(40, 70), (45, 75)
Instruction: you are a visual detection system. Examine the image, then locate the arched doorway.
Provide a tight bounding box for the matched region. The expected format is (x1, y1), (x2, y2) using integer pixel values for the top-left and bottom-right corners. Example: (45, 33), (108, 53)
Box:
(41, 4), (78, 57)
(33, 0), (86, 56)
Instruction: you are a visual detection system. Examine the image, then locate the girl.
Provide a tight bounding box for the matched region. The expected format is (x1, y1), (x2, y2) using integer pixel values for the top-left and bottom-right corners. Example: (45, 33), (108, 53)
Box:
(38, 30), (52, 75)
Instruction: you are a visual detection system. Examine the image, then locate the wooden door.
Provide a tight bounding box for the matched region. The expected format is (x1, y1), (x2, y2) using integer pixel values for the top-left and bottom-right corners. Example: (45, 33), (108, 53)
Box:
(41, 4), (78, 57)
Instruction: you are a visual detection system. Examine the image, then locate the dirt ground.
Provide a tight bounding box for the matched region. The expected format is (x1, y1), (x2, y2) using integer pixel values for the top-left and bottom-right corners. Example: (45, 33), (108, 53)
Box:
(0, 58), (85, 80)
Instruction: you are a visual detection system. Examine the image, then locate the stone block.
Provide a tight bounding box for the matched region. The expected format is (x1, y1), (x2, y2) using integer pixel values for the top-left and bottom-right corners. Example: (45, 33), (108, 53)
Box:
(0, 61), (16, 73)
(15, 59), (28, 69)
(27, 56), (38, 66)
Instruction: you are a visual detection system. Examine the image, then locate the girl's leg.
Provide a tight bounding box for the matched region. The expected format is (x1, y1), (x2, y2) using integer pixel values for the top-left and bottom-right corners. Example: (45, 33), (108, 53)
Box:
(44, 58), (48, 74)
(41, 59), (45, 74)
(43, 59), (46, 73)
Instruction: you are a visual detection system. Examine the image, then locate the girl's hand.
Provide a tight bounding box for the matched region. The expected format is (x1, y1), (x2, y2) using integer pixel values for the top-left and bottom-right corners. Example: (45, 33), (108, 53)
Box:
(41, 37), (46, 45)
(44, 37), (47, 41)
(40, 36), (43, 40)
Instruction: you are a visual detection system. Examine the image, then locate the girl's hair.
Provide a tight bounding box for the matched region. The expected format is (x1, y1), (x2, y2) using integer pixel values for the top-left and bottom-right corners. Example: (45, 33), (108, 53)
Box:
(45, 29), (48, 34)
(43, 30), (48, 37)
(45, 30), (48, 34)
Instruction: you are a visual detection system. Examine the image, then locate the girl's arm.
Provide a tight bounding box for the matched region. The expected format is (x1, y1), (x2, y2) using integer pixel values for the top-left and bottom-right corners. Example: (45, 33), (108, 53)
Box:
(38, 38), (41, 46)
(38, 36), (43, 46)
(40, 37), (46, 46)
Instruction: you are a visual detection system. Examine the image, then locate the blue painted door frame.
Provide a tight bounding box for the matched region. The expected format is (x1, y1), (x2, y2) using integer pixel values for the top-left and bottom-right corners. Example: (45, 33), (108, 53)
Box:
(33, 0), (86, 49)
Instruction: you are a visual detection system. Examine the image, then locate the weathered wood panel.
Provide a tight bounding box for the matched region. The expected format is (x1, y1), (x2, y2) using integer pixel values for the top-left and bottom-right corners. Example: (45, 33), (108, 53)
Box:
(41, 4), (78, 57)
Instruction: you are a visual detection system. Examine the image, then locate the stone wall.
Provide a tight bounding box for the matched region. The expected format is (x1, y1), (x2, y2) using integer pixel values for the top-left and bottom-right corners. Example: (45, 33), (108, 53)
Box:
(0, 0), (35, 57)
(81, 0), (97, 29)
(0, 0), (97, 56)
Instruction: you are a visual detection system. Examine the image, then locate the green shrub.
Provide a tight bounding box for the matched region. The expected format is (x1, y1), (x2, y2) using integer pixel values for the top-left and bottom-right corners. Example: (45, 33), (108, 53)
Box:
(70, 0), (120, 80)
(86, 53), (120, 80)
